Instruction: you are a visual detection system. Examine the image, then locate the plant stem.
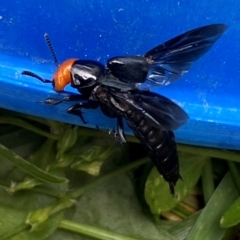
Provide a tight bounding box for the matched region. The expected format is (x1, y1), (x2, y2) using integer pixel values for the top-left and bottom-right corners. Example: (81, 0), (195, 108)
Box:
(228, 161), (240, 194)
(31, 187), (66, 198)
(201, 159), (215, 203)
(78, 127), (139, 143)
(9, 112), (49, 126)
(59, 219), (143, 240)
(183, 195), (200, 210)
(175, 202), (196, 217)
(178, 144), (240, 163)
(78, 127), (240, 162)
(171, 209), (188, 219)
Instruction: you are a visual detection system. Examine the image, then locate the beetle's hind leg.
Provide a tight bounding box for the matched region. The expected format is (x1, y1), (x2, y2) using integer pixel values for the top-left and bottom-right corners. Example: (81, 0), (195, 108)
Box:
(96, 117), (126, 144)
(116, 117), (126, 143)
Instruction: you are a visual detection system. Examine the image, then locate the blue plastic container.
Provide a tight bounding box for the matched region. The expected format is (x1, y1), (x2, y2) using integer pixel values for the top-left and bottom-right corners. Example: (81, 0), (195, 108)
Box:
(0, 1), (239, 149)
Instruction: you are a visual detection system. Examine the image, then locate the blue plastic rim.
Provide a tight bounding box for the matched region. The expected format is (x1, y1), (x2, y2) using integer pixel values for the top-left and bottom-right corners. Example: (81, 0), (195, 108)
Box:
(0, 1), (239, 150)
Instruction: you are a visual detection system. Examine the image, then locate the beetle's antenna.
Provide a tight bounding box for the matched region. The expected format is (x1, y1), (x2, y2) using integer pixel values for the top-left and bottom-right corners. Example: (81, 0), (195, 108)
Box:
(44, 33), (60, 67)
(22, 71), (52, 83)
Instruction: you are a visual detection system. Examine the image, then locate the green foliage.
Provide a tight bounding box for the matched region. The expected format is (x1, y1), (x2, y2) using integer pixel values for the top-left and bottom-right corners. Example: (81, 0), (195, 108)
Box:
(145, 153), (208, 214)
(221, 197), (240, 228)
(0, 109), (240, 239)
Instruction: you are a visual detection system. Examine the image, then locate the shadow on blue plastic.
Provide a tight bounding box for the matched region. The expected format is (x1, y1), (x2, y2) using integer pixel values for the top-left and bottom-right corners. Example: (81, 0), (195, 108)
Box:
(0, 1), (239, 150)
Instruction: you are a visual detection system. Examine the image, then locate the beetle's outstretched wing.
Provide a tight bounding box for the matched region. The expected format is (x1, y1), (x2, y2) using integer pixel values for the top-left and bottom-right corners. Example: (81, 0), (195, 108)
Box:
(110, 89), (188, 131)
(107, 24), (227, 87)
(145, 24), (227, 86)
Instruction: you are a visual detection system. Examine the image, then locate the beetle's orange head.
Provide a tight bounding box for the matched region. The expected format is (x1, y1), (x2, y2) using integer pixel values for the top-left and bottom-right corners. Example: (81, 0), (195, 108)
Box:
(52, 58), (78, 91)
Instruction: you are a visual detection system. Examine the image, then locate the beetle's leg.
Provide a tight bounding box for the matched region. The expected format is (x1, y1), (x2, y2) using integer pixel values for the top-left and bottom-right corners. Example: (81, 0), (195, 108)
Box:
(96, 117), (126, 144)
(43, 98), (64, 105)
(67, 101), (98, 124)
(96, 126), (121, 143)
(96, 125), (113, 134)
(43, 95), (88, 105)
(116, 117), (126, 143)
(64, 95), (89, 101)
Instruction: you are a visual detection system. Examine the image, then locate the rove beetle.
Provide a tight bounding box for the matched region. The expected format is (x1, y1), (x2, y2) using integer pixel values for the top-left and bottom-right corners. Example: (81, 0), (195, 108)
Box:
(22, 24), (227, 195)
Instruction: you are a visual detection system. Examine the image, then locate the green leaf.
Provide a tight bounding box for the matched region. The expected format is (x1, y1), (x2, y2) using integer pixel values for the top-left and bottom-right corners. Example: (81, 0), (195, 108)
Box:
(0, 129), (44, 185)
(220, 197), (240, 228)
(46, 120), (67, 135)
(186, 172), (239, 240)
(145, 152), (207, 214)
(68, 158), (148, 199)
(0, 128), (42, 150)
(71, 160), (105, 176)
(48, 153), (75, 170)
(28, 139), (56, 169)
(26, 198), (75, 232)
(0, 188), (64, 240)
(168, 211), (201, 240)
(57, 126), (78, 158)
(50, 173), (176, 240)
(27, 207), (52, 232)
(0, 123), (68, 239)
(70, 145), (116, 176)
(73, 145), (114, 163)
(0, 143), (68, 184)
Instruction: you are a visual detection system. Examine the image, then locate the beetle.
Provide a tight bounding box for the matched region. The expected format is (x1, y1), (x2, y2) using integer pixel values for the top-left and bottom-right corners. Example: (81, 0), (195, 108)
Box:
(22, 24), (227, 195)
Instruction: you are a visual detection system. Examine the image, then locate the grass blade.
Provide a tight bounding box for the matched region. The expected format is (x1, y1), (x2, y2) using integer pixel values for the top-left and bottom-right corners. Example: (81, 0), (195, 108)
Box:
(169, 211), (201, 240)
(186, 172), (239, 240)
(228, 161), (240, 194)
(59, 219), (146, 240)
(178, 145), (240, 163)
(201, 159), (215, 203)
(0, 143), (68, 184)
(220, 197), (240, 228)
(0, 117), (58, 139)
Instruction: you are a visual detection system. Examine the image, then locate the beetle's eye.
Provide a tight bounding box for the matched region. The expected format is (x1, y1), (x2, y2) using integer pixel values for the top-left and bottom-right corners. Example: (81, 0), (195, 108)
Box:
(73, 74), (81, 85)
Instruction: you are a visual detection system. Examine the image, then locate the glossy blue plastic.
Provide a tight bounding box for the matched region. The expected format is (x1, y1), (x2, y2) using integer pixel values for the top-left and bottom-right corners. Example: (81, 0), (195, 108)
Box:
(0, 1), (239, 150)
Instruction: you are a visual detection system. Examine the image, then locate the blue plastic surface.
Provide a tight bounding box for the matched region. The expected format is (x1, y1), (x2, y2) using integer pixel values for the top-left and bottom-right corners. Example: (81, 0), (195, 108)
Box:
(0, 1), (239, 150)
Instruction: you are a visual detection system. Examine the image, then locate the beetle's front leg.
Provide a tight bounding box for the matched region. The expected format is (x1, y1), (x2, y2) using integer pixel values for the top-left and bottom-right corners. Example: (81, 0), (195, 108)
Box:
(43, 94), (88, 105)
(67, 101), (98, 124)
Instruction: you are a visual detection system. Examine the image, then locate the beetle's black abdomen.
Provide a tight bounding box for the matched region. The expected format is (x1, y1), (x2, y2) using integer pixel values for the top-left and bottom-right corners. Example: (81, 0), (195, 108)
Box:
(125, 108), (180, 195)
(93, 86), (183, 195)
